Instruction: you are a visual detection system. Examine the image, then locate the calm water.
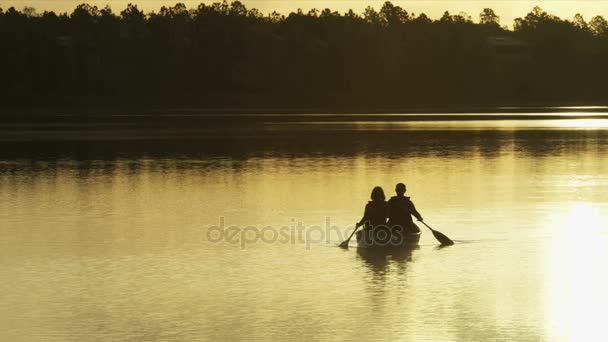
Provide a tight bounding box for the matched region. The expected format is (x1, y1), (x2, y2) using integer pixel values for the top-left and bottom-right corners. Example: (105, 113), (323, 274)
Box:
(1, 118), (608, 341)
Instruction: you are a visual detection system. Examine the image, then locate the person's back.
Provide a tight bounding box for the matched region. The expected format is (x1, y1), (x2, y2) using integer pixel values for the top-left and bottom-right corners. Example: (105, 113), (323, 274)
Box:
(358, 186), (388, 228)
(363, 200), (388, 227)
(388, 183), (422, 232)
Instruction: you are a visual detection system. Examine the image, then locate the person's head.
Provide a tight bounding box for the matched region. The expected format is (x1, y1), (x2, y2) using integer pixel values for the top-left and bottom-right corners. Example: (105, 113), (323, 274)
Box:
(370, 186), (386, 202)
(395, 183), (406, 195)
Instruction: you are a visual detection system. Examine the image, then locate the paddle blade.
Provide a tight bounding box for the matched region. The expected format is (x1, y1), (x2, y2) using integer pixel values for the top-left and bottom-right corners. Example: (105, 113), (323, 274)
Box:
(432, 230), (454, 246)
(339, 241), (350, 248)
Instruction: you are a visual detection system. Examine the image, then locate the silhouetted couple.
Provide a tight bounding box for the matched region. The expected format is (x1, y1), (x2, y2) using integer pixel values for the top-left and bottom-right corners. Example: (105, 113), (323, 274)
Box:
(357, 183), (423, 235)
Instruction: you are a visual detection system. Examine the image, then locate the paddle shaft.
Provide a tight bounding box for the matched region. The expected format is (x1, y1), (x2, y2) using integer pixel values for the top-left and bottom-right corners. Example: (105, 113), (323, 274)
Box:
(340, 223), (362, 247)
(420, 221), (435, 231)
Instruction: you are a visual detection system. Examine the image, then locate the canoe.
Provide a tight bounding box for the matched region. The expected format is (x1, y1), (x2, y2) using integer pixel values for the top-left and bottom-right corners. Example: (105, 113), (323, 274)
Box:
(356, 224), (421, 248)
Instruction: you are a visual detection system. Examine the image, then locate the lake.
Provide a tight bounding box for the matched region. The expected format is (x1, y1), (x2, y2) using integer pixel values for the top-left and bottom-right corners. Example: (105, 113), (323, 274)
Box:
(1, 116), (608, 341)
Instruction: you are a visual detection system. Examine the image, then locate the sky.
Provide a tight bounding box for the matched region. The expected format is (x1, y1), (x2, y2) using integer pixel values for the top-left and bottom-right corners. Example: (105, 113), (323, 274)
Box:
(3, 0), (608, 26)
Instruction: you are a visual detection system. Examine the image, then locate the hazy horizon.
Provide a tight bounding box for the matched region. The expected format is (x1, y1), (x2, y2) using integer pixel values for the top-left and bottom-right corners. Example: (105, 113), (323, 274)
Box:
(4, 0), (608, 27)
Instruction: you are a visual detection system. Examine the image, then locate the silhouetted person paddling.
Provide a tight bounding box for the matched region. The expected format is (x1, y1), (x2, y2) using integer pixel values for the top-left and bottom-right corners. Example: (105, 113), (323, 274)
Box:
(357, 186), (388, 229)
(388, 183), (423, 234)
(340, 186), (388, 248)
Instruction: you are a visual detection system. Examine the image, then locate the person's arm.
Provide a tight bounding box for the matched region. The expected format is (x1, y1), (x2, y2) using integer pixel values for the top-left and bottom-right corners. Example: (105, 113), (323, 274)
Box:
(358, 204), (370, 227)
(409, 200), (423, 222)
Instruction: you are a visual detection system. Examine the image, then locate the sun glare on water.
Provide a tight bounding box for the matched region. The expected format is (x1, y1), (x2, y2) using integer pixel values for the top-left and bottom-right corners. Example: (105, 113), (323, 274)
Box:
(553, 119), (608, 129)
(544, 202), (608, 341)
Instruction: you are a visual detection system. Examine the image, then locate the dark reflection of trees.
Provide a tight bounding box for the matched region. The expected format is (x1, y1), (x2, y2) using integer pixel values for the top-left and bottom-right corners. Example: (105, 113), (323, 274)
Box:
(0, 128), (606, 165)
(0, 129), (494, 160)
(512, 129), (608, 157)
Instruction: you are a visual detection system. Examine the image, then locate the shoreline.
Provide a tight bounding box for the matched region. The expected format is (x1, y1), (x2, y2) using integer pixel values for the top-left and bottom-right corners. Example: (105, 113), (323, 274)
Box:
(0, 111), (607, 143)
(2, 105), (608, 123)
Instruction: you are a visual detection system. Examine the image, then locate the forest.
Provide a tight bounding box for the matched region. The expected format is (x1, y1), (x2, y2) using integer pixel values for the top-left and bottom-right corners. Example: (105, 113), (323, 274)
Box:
(2, 1), (608, 109)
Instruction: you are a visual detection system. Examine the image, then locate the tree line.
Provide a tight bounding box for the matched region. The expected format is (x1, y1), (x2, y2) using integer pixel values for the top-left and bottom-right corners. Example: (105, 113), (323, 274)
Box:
(1, 1), (608, 109)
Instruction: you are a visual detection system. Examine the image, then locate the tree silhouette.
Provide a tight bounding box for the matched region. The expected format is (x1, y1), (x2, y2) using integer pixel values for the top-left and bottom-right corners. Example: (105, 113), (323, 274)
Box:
(379, 1), (409, 26)
(0, 2), (607, 110)
(573, 13), (588, 31)
(590, 15), (608, 36)
(480, 8), (500, 26)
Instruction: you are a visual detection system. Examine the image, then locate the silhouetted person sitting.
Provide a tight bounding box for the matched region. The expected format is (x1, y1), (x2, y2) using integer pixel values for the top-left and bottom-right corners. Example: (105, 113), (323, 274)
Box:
(357, 186), (388, 230)
(388, 183), (423, 234)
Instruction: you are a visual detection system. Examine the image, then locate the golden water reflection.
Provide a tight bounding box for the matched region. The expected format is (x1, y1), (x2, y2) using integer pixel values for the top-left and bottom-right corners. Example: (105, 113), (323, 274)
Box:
(544, 202), (608, 341)
(0, 121), (607, 341)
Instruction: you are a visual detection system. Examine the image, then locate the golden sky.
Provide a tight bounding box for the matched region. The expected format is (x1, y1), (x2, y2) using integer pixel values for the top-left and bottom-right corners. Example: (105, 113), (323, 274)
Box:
(4, 0), (608, 26)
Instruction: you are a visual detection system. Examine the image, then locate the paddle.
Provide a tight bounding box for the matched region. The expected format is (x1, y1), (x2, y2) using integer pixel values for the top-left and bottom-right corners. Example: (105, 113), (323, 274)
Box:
(339, 222), (363, 248)
(420, 221), (454, 246)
